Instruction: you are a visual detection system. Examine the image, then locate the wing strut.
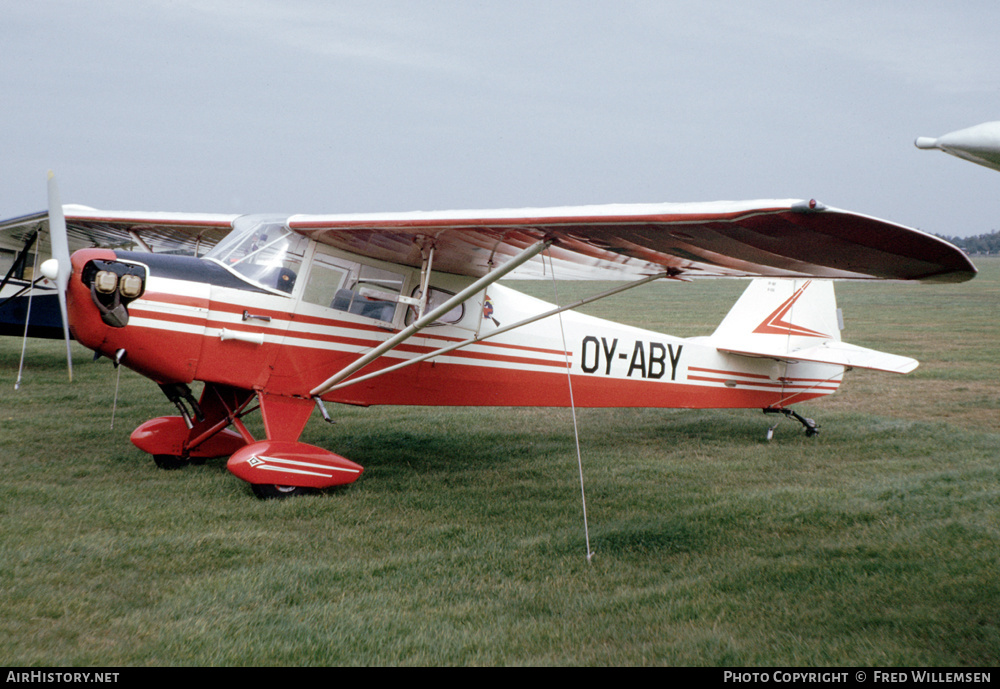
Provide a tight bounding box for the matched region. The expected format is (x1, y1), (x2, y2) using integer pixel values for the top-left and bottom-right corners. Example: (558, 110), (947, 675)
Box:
(415, 239), (435, 319)
(0, 230), (39, 299)
(309, 239), (552, 397)
(320, 269), (675, 393)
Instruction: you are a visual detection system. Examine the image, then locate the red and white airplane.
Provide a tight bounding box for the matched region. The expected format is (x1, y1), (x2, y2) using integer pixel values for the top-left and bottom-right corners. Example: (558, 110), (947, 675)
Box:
(20, 175), (976, 497)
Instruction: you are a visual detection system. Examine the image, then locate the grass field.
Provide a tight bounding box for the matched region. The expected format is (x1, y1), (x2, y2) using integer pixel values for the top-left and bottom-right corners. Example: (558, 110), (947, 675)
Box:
(1, 259), (998, 666)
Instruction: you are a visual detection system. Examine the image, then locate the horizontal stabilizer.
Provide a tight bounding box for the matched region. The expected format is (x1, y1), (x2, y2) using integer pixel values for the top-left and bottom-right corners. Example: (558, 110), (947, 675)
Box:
(717, 341), (918, 374)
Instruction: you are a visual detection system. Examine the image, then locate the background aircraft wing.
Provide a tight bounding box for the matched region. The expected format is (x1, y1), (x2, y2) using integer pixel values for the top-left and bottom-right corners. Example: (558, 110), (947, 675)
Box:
(915, 121), (1000, 173)
(289, 199), (976, 283)
(0, 207), (238, 257)
(0, 208), (238, 340)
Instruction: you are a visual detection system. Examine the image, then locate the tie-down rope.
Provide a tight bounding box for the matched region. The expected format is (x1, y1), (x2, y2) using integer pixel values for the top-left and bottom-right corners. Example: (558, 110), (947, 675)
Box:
(544, 251), (594, 563)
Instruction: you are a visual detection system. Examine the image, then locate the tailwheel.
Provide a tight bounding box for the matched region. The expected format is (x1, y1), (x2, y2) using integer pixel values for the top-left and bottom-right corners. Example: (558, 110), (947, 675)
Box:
(763, 407), (820, 439)
(251, 484), (314, 500)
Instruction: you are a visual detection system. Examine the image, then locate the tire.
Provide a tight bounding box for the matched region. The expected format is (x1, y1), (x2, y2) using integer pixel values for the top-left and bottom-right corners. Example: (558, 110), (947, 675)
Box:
(251, 484), (312, 499)
(153, 454), (187, 470)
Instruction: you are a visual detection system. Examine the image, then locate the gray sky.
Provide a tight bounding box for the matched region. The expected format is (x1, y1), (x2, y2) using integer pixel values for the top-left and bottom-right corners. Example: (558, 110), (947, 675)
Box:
(2, 1), (997, 237)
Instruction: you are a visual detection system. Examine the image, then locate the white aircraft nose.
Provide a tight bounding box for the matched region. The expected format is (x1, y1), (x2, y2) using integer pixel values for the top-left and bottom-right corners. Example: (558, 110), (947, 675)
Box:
(914, 136), (939, 150)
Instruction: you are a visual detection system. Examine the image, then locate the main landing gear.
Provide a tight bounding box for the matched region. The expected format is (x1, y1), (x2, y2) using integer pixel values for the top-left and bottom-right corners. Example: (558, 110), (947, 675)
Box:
(131, 383), (364, 499)
(763, 407), (819, 440)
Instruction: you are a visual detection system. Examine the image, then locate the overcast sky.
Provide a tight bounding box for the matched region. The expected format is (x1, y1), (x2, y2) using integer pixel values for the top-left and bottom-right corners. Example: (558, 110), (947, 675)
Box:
(2, 1), (997, 237)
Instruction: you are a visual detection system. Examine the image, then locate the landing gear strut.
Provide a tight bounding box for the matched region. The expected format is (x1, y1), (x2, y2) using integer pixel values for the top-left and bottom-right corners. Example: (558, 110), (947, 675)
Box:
(764, 407), (819, 439)
(158, 383), (204, 428)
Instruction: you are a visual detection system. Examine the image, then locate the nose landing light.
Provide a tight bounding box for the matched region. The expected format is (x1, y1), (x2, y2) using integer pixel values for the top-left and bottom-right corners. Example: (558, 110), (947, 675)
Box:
(95, 270), (119, 294)
(81, 259), (147, 328)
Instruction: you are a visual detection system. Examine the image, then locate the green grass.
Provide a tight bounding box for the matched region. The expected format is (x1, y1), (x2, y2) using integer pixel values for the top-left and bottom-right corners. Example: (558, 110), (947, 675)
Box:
(1, 260), (998, 666)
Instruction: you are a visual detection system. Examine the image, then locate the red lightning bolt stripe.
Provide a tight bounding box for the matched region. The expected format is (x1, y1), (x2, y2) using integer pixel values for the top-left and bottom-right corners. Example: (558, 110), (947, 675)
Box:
(752, 281), (830, 338)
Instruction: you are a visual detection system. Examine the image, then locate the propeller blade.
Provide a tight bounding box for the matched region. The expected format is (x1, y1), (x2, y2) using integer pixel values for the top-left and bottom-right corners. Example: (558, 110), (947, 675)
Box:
(47, 170), (73, 381)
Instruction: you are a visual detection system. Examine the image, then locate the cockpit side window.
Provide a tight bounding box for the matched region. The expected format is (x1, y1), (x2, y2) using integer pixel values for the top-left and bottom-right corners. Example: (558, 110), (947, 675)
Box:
(302, 247), (404, 324)
(404, 287), (465, 326)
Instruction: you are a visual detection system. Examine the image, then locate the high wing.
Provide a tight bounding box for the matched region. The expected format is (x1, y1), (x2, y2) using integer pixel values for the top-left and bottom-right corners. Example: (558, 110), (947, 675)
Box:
(289, 199), (976, 283)
(0, 207), (238, 257)
(3, 199), (974, 282)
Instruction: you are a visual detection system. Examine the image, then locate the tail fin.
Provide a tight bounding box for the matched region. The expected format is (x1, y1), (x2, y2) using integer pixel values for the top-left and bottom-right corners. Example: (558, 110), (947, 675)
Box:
(707, 278), (917, 374)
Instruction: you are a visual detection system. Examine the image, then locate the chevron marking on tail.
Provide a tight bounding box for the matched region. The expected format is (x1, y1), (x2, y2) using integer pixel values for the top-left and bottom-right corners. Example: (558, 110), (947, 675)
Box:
(752, 281), (830, 338)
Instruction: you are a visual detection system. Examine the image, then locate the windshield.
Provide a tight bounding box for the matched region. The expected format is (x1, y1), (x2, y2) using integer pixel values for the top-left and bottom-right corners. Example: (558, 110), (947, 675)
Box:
(205, 215), (307, 294)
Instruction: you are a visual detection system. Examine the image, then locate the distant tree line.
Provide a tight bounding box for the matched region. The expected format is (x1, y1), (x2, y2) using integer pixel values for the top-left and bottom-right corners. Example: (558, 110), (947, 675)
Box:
(935, 230), (1000, 255)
